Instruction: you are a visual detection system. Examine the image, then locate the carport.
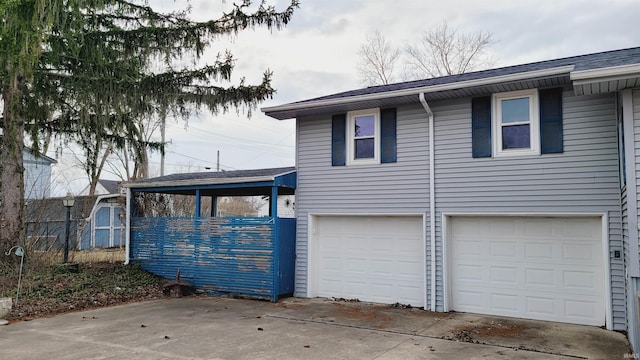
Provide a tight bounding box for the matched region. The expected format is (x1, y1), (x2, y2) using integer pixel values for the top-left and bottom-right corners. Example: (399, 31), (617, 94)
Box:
(123, 167), (296, 302)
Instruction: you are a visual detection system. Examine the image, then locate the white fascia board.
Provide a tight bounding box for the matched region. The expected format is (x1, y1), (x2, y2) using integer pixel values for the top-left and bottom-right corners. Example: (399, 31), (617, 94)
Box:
(262, 65), (575, 118)
(124, 175), (277, 189)
(570, 63), (640, 82)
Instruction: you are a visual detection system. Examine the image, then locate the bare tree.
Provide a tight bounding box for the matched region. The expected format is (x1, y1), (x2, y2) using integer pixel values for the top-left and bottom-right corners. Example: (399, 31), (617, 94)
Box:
(357, 30), (401, 86)
(405, 22), (494, 78)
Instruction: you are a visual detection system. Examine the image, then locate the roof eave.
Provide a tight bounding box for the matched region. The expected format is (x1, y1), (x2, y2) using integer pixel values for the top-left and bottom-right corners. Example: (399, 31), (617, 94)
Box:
(125, 174), (284, 190)
(262, 65), (576, 120)
(571, 63), (640, 95)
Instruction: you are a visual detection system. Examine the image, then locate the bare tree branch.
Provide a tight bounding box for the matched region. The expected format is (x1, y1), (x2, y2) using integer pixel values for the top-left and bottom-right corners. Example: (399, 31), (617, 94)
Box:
(405, 22), (494, 78)
(357, 30), (400, 86)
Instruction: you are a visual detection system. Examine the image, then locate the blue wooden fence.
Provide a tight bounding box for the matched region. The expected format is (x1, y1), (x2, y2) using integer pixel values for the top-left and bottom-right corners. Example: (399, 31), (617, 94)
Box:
(130, 216), (295, 301)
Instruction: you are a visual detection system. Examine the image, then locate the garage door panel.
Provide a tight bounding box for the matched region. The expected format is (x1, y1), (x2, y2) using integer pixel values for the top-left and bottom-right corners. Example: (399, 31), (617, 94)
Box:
(314, 215), (424, 306)
(490, 266), (518, 284)
(450, 216), (604, 326)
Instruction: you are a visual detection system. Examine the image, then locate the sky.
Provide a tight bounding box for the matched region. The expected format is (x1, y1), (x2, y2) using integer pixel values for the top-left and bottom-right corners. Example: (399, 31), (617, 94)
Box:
(50, 0), (640, 195)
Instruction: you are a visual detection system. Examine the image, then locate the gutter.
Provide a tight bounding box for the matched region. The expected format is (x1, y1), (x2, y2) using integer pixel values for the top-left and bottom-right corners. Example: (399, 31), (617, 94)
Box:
(570, 63), (640, 81)
(263, 66), (575, 119)
(419, 92), (437, 312)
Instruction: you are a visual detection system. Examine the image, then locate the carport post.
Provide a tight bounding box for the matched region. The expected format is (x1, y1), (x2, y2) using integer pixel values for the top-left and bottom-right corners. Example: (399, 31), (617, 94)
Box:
(195, 189), (201, 217)
(271, 185), (279, 302)
(211, 196), (217, 217)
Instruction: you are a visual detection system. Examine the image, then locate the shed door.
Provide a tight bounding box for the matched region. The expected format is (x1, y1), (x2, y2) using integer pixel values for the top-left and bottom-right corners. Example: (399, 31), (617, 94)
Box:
(449, 216), (605, 326)
(312, 215), (424, 306)
(92, 204), (125, 248)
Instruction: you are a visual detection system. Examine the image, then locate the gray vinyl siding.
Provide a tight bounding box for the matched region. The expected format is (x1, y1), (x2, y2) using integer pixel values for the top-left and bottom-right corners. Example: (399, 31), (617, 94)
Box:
(295, 89), (625, 330)
(295, 105), (430, 297)
(23, 150), (53, 200)
(434, 91), (624, 329)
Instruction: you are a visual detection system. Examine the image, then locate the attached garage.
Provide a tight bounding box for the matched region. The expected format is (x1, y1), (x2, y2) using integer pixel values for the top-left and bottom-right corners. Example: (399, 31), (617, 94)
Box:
(447, 216), (606, 326)
(309, 215), (425, 307)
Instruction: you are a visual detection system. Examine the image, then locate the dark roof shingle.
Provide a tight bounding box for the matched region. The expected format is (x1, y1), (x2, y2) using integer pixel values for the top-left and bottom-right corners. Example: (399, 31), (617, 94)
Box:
(296, 47), (640, 104)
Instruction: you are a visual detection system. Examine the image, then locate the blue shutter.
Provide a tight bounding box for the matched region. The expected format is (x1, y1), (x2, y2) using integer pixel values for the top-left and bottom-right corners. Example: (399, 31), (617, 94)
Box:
(331, 114), (346, 166)
(540, 88), (563, 154)
(472, 96), (492, 158)
(380, 108), (397, 163)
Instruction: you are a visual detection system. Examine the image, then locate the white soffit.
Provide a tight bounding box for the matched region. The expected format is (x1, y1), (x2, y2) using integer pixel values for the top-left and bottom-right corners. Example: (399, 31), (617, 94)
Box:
(571, 64), (640, 95)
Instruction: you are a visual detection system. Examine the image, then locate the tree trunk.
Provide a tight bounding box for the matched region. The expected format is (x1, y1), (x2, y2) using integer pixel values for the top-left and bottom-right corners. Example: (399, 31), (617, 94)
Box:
(1, 80), (26, 254)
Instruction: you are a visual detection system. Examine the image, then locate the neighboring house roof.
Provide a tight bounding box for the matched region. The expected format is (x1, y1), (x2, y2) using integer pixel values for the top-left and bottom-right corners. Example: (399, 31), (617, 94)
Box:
(125, 166), (296, 191)
(97, 179), (121, 194)
(263, 47), (640, 120)
(22, 147), (57, 164)
(78, 179), (122, 196)
(26, 195), (97, 222)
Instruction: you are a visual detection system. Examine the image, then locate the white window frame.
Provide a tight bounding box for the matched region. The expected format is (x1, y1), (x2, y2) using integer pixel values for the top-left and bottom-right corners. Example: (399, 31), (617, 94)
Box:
(347, 108), (380, 165)
(492, 89), (540, 157)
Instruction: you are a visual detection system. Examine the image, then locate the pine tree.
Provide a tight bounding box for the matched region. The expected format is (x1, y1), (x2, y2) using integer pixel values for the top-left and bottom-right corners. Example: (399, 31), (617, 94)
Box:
(0, 0), (299, 254)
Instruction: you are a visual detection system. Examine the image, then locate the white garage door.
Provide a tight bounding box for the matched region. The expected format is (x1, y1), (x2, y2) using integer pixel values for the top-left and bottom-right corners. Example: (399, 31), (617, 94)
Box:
(449, 216), (605, 326)
(312, 215), (424, 306)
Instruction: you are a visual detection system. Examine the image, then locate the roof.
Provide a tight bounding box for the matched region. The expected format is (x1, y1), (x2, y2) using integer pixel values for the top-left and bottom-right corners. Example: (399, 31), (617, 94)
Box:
(263, 47), (640, 120)
(26, 195), (97, 221)
(125, 167), (296, 195)
(22, 147), (57, 164)
(98, 179), (121, 194)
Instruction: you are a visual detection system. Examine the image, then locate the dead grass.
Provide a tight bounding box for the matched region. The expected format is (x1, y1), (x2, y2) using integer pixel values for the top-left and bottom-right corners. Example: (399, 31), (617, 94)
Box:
(69, 248), (125, 263)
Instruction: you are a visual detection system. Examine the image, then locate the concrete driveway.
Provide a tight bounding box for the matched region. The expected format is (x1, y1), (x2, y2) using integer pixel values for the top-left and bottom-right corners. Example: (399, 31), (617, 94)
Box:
(0, 297), (630, 359)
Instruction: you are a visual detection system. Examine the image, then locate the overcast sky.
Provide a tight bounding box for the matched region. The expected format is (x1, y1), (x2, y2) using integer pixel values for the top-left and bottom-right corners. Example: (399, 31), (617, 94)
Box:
(51, 0), (640, 195)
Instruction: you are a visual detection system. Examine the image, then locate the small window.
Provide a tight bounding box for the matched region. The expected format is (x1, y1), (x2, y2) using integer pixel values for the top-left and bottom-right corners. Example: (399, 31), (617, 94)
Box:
(347, 109), (380, 164)
(492, 89), (540, 157)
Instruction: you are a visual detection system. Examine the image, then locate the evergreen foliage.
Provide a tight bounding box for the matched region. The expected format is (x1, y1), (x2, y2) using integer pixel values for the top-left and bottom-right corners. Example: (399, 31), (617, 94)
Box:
(0, 0), (299, 254)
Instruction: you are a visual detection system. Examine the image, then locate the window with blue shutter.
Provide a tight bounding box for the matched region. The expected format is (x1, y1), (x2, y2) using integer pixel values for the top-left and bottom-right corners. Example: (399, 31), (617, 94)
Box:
(331, 114), (346, 166)
(539, 88), (563, 154)
(380, 108), (397, 163)
(472, 96), (492, 158)
(332, 108), (397, 165)
(472, 88), (563, 158)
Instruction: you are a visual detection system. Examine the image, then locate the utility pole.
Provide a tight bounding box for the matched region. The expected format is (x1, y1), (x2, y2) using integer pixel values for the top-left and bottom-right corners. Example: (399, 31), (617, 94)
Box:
(160, 117), (166, 176)
(217, 150), (220, 172)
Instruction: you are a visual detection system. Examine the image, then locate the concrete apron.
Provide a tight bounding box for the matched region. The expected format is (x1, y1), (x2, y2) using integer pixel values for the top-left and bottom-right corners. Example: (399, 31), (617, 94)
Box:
(0, 296), (630, 360)
(275, 298), (630, 359)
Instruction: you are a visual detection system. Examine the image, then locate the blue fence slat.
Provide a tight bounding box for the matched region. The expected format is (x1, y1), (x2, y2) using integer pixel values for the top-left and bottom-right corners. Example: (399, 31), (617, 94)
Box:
(277, 218), (296, 295)
(130, 216), (294, 301)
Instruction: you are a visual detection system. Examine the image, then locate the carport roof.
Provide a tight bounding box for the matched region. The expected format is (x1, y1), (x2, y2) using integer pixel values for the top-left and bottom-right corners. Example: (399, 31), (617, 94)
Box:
(124, 166), (296, 195)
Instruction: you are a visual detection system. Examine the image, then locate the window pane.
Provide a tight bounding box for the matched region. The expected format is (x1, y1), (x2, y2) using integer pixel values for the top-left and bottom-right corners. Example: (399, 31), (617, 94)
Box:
(355, 138), (374, 159)
(502, 98), (530, 123)
(502, 124), (530, 149)
(355, 115), (375, 137)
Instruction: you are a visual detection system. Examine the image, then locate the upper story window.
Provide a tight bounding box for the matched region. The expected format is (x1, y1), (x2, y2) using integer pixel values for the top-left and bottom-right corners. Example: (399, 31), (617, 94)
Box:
(492, 89), (540, 157)
(347, 109), (380, 164)
(331, 108), (396, 166)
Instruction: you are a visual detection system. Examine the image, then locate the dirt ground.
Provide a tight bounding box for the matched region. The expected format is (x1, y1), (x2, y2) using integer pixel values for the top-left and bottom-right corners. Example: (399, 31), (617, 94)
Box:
(2, 249), (164, 323)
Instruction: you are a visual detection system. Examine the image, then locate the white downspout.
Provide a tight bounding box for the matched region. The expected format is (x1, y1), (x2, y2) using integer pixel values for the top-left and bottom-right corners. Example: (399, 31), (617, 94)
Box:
(419, 92), (437, 312)
(125, 188), (131, 265)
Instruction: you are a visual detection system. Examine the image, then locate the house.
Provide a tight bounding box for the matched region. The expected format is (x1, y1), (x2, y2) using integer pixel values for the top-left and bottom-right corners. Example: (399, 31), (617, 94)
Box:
(123, 167), (297, 301)
(26, 195), (90, 251)
(23, 147), (56, 200)
(263, 47), (640, 351)
(257, 195), (295, 218)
